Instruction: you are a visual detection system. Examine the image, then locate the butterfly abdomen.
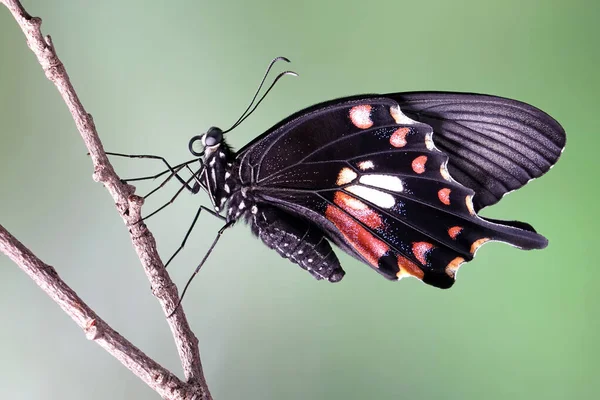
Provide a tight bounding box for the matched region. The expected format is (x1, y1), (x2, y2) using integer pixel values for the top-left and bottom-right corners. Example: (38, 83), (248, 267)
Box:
(250, 206), (345, 282)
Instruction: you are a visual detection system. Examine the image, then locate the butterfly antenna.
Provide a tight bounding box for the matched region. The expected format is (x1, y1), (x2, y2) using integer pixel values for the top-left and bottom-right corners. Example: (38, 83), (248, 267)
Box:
(222, 57), (297, 133)
(230, 70), (298, 129)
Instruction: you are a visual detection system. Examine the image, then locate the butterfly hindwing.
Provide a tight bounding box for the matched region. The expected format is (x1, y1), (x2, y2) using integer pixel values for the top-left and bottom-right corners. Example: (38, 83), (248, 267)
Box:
(238, 97), (550, 288)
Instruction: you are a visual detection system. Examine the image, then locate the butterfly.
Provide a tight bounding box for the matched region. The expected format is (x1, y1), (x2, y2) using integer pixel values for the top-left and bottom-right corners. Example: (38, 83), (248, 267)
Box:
(112, 58), (565, 303)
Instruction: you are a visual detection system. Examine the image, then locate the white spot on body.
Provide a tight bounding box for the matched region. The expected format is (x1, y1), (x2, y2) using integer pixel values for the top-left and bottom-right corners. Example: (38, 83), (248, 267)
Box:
(359, 174), (404, 192)
(219, 151), (226, 159)
(298, 250), (304, 255)
(225, 171), (231, 179)
(336, 167), (358, 186)
(209, 158), (216, 167)
(390, 105), (415, 125)
(251, 205), (258, 214)
(346, 185), (395, 209)
(357, 160), (375, 170)
(239, 201), (246, 210)
(308, 259), (313, 263)
(224, 184), (230, 193)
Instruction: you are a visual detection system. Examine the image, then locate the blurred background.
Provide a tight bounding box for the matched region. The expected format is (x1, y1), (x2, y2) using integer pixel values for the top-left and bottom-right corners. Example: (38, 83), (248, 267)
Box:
(1, 0), (598, 399)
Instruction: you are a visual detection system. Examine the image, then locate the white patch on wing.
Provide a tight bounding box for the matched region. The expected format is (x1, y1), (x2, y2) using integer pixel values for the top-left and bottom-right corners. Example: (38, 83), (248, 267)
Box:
(357, 160), (375, 170)
(466, 195), (475, 215)
(425, 132), (435, 150)
(359, 174), (404, 192)
(390, 104), (415, 125)
(440, 161), (452, 181)
(336, 167), (358, 185)
(346, 185), (395, 209)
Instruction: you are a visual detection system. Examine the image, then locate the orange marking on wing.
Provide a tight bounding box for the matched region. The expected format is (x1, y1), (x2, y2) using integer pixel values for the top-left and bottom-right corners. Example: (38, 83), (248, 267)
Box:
(470, 238), (490, 254)
(412, 242), (434, 265)
(390, 127), (410, 148)
(349, 105), (373, 129)
(448, 226), (463, 239)
(411, 155), (427, 174)
(438, 188), (451, 205)
(333, 191), (383, 229)
(466, 195), (475, 215)
(325, 205), (388, 267)
(445, 257), (465, 278)
(396, 255), (425, 280)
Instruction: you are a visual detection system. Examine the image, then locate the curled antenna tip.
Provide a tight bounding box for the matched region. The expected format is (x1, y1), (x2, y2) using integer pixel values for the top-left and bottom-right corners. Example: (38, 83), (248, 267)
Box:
(275, 56), (291, 63)
(282, 70), (299, 77)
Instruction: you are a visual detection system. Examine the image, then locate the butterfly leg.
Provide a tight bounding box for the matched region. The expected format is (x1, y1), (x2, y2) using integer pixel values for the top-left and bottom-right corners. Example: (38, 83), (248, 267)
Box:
(168, 221), (235, 317)
(106, 152), (201, 193)
(251, 206), (345, 282)
(139, 167), (204, 223)
(164, 205), (226, 268)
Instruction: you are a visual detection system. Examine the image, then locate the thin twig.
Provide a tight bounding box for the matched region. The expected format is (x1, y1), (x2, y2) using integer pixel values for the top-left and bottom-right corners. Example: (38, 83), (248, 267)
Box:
(0, 1), (211, 398)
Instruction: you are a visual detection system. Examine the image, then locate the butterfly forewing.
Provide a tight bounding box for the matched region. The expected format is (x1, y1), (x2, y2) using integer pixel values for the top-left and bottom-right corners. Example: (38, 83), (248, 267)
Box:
(389, 92), (566, 210)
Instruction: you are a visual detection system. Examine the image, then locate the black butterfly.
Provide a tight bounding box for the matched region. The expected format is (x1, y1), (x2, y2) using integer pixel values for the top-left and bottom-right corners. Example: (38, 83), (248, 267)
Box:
(112, 58), (565, 303)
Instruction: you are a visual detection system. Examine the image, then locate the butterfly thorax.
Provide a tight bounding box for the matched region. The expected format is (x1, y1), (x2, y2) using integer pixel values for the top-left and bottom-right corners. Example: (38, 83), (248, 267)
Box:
(202, 140), (242, 217)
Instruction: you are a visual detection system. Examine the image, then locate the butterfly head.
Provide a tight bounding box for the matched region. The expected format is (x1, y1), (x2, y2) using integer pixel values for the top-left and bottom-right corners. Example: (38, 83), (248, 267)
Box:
(188, 126), (224, 158)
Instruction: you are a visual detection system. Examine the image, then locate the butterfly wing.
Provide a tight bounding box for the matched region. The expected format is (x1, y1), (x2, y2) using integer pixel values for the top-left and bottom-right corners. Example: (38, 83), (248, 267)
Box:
(387, 92), (566, 211)
(236, 95), (562, 288)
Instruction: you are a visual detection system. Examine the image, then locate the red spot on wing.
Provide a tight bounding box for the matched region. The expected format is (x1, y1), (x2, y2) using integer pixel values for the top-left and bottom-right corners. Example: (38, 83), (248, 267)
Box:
(438, 188), (451, 205)
(325, 205), (389, 268)
(448, 226), (463, 239)
(397, 255), (425, 279)
(412, 242), (434, 265)
(412, 155), (427, 174)
(390, 127), (410, 148)
(333, 191), (382, 229)
(349, 105), (373, 129)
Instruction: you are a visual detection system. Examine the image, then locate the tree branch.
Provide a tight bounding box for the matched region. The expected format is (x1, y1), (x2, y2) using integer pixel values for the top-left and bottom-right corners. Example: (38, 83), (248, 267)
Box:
(0, 1), (211, 398)
(0, 225), (200, 400)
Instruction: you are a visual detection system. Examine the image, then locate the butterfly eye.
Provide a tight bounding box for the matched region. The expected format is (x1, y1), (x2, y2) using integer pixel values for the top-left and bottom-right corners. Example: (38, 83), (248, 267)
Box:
(188, 135), (205, 156)
(204, 127), (223, 147)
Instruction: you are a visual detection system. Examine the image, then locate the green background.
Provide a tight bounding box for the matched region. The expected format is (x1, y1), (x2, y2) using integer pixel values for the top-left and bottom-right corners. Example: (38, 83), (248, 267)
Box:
(1, 0), (598, 399)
